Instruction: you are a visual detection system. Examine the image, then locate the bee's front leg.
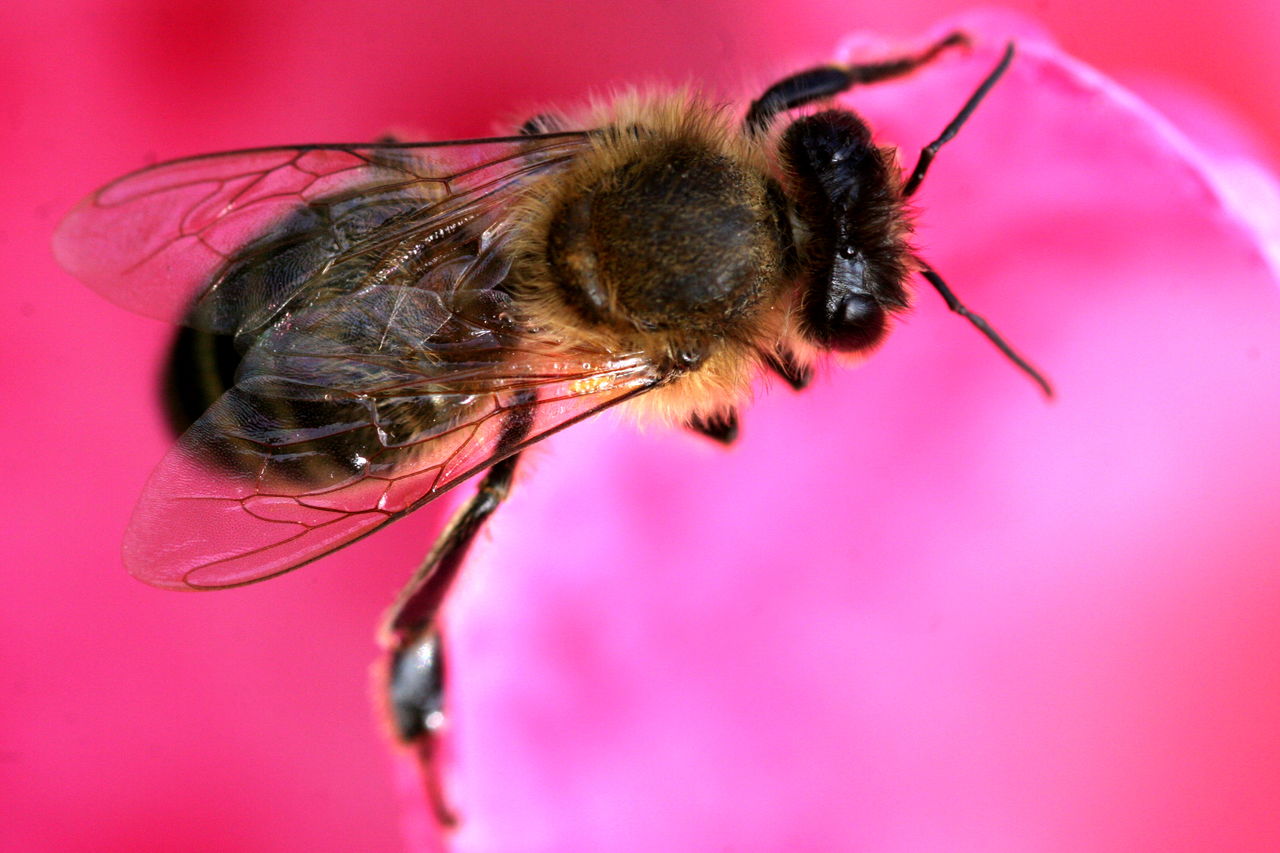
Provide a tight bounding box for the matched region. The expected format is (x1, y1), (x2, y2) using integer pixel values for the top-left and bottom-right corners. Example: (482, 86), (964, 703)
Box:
(744, 31), (970, 135)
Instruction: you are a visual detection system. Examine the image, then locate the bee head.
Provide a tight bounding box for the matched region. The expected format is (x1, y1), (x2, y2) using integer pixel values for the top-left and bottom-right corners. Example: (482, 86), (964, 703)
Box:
(781, 109), (912, 353)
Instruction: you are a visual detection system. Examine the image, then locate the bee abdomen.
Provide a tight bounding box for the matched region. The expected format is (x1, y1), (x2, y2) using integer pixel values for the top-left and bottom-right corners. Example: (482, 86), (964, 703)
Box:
(162, 326), (241, 437)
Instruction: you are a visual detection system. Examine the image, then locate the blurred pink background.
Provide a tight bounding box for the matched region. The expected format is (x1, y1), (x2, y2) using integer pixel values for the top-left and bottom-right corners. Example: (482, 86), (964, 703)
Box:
(6, 1), (1280, 851)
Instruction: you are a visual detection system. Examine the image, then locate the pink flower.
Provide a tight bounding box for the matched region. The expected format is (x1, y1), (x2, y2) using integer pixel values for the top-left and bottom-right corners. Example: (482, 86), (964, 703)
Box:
(9, 3), (1280, 853)
(411, 12), (1280, 853)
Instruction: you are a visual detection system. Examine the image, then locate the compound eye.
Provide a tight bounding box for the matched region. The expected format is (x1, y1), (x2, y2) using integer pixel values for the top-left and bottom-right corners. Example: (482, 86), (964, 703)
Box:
(807, 290), (887, 352)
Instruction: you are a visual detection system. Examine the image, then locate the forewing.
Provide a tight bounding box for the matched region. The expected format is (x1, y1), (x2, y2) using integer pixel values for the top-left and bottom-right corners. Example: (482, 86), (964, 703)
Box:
(125, 282), (658, 589)
(54, 130), (650, 588)
(53, 134), (590, 331)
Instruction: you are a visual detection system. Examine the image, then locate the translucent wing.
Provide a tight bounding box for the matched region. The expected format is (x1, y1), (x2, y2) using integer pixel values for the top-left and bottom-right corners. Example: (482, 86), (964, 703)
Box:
(125, 296), (658, 588)
(57, 133), (664, 589)
(53, 133), (590, 332)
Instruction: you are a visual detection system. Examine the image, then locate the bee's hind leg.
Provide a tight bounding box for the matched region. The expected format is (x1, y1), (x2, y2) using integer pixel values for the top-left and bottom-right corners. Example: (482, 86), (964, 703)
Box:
(387, 628), (453, 821)
(382, 397), (534, 827)
(383, 449), (524, 826)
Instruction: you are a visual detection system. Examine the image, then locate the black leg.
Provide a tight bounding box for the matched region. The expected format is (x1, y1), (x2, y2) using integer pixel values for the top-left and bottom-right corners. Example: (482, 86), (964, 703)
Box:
(745, 32), (968, 135)
(687, 410), (739, 445)
(384, 388), (535, 643)
(387, 628), (453, 822)
(762, 348), (812, 391)
(388, 629), (447, 741)
(382, 449), (524, 827)
(902, 43), (1014, 198)
(382, 448), (525, 645)
(519, 113), (564, 135)
(382, 393), (535, 827)
(367, 134), (425, 171)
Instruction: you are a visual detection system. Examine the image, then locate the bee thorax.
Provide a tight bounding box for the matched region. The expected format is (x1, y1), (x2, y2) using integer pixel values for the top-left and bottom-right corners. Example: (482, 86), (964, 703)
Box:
(545, 139), (785, 336)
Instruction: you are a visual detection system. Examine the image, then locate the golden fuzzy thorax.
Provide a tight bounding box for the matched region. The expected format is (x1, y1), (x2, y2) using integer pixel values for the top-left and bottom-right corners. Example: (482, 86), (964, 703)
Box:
(506, 92), (816, 426)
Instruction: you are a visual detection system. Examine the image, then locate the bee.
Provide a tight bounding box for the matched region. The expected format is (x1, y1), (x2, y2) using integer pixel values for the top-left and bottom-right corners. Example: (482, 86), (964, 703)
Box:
(54, 33), (1048, 825)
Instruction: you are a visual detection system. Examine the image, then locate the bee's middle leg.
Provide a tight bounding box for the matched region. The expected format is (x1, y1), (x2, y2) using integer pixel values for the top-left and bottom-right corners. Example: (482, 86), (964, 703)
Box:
(763, 348), (812, 391)
(686, 410), (740, 445)
(685, 347), (812, 445)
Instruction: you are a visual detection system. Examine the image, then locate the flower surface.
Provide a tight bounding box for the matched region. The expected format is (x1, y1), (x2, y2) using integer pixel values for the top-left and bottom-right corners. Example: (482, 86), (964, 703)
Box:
(7, 3), (1280, 852)
(437, 13), (1280, 853)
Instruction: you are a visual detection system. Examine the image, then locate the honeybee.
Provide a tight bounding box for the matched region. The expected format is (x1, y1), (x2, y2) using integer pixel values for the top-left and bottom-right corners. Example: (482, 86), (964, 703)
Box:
(54, 32), (1048, 824)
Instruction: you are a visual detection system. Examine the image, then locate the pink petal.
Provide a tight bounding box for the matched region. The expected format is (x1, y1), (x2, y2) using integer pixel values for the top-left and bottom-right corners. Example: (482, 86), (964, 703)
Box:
(13, 3), (1280, 851)
(420, 14), (1280, 853)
